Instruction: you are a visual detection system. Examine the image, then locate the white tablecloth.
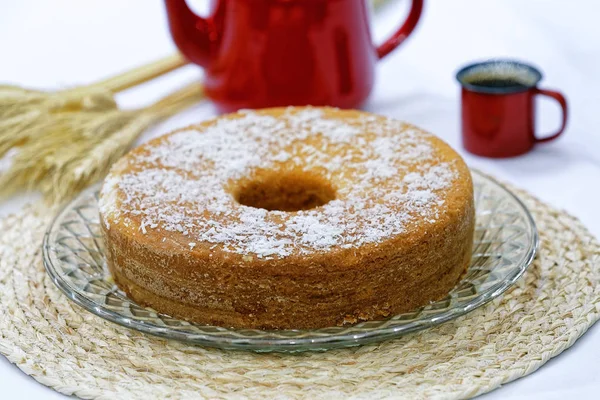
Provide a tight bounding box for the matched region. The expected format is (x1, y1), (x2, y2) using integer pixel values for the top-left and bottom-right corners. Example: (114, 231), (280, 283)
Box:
(1, 1), (599, 398)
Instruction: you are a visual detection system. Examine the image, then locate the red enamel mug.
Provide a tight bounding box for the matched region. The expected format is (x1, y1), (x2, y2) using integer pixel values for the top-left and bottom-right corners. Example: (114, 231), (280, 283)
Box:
(457, 60), (568, 158)
(165, 0), (424, 112)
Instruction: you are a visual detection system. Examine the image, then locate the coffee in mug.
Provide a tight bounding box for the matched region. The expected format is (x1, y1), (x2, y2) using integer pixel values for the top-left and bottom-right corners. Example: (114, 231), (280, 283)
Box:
(456, 60), (568, 158)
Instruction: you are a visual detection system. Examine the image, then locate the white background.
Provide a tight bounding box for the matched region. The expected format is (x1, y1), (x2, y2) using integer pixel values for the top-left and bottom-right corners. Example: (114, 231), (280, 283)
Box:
(1, 0), (600, 398)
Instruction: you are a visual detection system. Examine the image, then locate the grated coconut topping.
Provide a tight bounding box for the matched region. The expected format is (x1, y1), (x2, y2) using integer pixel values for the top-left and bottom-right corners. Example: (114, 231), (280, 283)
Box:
(99, 108), (458, 259)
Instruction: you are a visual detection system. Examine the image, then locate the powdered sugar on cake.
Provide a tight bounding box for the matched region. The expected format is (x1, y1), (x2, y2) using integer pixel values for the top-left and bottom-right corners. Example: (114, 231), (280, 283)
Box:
(99, 108), (458, 258)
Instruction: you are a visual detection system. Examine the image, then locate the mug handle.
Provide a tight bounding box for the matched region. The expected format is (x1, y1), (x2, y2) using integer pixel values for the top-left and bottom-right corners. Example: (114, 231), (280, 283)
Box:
(376, 0), (424, 59)
(533, 88), (568, 143)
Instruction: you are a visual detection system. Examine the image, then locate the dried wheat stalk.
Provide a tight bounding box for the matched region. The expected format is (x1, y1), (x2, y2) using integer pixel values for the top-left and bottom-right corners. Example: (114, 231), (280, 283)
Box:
(0, 83), (203, 203)
(0, 54), (195, 202)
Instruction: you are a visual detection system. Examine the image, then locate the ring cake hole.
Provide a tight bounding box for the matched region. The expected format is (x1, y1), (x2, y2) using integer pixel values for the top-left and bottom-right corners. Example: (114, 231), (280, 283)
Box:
(233, 170), (336, 212)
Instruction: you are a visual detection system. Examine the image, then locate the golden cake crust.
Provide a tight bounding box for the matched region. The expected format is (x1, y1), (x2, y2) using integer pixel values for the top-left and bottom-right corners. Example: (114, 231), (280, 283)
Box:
(99, 107), (474, 329)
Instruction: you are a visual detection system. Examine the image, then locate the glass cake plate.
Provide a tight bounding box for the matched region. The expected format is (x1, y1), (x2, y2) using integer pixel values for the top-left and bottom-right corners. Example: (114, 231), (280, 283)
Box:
(43, 171), (538, 352)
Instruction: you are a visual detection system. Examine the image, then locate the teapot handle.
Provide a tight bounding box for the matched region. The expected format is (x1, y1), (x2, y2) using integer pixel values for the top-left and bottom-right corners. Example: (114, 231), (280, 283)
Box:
(376, 0), (424, 59)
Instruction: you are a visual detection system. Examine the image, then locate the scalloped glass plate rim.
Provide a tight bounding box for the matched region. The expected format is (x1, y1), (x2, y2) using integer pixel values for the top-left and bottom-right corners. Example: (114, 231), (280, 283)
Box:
(42, 170), (538, 351)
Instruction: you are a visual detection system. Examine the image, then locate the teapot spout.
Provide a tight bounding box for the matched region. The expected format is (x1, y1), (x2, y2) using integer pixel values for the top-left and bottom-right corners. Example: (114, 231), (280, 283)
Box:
(164, 0), (218, 68)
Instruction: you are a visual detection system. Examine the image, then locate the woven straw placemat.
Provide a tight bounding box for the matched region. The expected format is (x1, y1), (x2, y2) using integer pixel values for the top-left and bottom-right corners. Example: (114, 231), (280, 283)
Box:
(0, 181), (599, 400)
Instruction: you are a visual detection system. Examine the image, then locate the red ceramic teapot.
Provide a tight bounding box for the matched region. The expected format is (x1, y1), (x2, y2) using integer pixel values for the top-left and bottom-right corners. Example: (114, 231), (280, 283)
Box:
(165, 0), (423, 112)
